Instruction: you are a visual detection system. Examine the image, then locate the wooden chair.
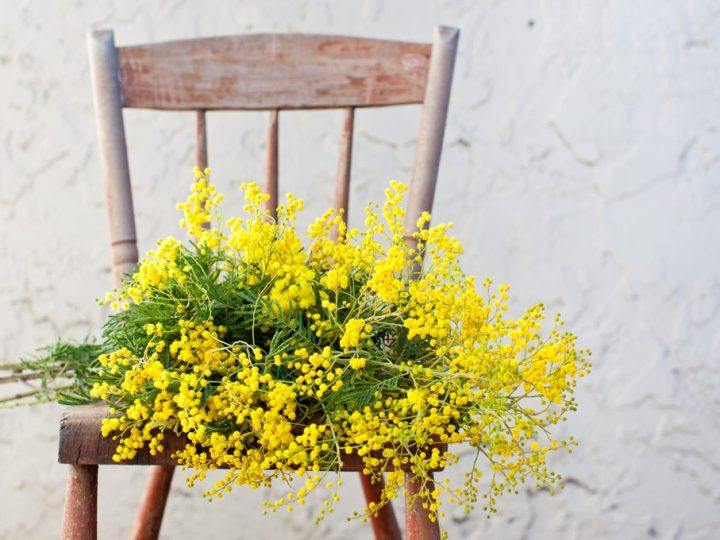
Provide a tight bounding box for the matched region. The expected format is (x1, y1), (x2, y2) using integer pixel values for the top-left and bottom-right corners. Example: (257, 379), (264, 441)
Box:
(60, 27), (458, 540)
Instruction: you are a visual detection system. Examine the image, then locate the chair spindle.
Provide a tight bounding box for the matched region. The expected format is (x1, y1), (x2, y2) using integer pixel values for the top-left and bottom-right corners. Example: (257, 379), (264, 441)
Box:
(195, 110), (208, 170)
(333, 107), (355, 221)
(265, 109), (279, 218)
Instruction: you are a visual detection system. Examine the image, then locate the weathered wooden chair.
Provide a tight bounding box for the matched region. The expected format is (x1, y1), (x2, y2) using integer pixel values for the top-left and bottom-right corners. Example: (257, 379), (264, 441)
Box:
(59, 27), (458, 540)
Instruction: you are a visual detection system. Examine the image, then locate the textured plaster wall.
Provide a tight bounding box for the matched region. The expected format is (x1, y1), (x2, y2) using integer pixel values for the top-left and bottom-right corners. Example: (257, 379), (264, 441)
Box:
(1, 1), (718, 538)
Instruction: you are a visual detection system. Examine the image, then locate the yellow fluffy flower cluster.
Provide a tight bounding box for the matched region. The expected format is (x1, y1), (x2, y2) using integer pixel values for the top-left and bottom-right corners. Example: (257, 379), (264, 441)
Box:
(95, 168), (590, 526)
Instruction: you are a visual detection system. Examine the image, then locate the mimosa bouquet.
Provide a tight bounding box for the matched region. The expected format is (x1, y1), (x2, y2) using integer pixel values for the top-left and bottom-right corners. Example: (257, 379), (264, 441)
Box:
(1, 169), (590, 525)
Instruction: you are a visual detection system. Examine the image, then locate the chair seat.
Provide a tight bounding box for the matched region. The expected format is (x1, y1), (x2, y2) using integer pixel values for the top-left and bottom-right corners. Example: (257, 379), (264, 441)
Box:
(58, 403), (444, 472)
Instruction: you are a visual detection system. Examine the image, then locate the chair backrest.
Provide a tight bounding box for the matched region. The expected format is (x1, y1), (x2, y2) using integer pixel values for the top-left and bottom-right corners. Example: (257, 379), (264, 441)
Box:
(87, 28), (459, 286)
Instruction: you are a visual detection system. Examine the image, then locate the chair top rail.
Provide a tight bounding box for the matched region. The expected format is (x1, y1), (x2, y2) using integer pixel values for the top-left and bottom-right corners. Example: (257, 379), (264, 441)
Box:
(113, 32), (432, 111)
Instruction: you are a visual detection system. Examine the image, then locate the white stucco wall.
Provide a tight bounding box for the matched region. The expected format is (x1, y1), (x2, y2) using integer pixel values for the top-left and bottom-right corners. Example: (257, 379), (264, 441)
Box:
(1, 1), (718, 538)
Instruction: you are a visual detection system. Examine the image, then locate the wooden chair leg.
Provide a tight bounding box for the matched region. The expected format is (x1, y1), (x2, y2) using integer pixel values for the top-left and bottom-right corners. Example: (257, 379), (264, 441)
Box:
(405, 472), (440, 540)
(130, 465), (175, 540)
(359, 473), (401, 540)
(61, 464), (98, 540)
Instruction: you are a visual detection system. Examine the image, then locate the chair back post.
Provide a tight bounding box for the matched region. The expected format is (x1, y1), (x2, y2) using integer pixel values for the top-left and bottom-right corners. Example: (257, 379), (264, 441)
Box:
(404, 26), (459, 244)
(87, 29), (139, 287)
(402, 26), (459, 540)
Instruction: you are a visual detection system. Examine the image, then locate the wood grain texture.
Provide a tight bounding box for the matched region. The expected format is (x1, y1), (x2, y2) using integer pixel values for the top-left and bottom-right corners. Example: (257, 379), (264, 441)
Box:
(59, 404), (186, 466)
(117, 34), (431, 110)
